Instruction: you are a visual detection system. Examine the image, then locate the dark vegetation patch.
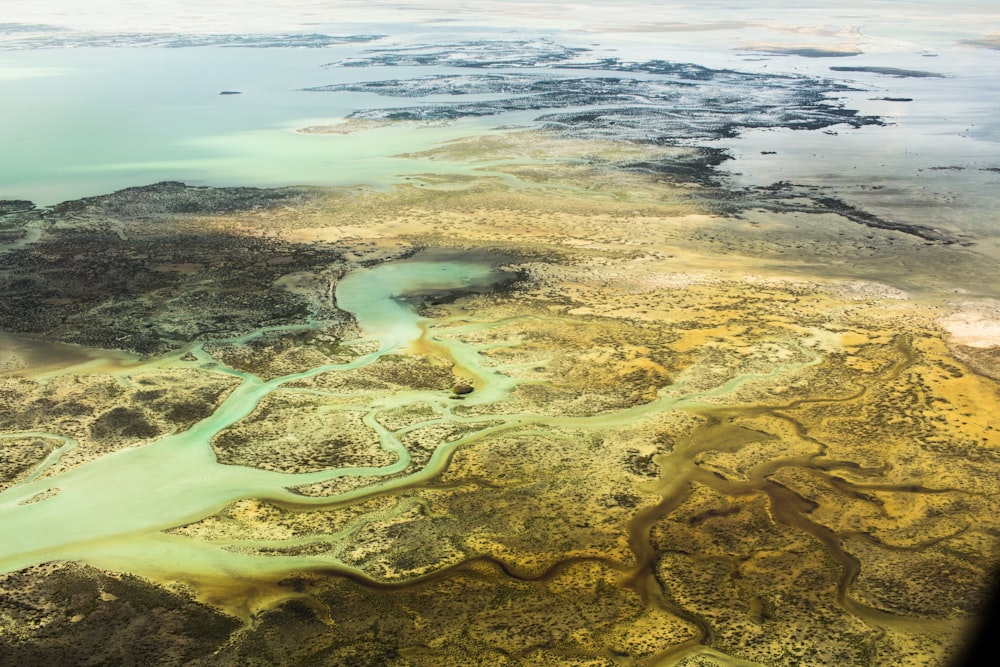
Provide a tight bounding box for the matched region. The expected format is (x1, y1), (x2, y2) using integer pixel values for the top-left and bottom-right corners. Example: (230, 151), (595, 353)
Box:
(0, 200), (36, 216)
(0, 563), (240, 665)
(89, 406), (160, 441)
(46, 180), (307, 218)
(0, 183), (349, 355)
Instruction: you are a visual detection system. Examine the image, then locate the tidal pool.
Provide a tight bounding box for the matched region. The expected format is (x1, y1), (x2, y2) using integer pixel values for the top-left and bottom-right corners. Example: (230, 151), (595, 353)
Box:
(334, 251), (513, 351)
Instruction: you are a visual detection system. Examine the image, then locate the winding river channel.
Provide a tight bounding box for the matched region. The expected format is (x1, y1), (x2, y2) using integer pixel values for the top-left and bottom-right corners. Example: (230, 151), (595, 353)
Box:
(0, 253), (828, 620)
(0, 257), (503, 573)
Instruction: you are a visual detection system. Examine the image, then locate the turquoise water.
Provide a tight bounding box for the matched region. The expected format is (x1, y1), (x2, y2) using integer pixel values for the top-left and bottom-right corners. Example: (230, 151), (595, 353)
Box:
(0, 254), (822, 601)
(0, 47), (502, 204)
(0, 257), (516, 578)
(335, 258), (509, 349)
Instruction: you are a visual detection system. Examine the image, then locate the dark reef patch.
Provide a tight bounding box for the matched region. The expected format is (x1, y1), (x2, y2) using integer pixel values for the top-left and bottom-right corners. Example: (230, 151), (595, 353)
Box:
(311, 66), (881, 145)
(617, 147), (733, 186)
(808, 195), (969, 245)
(323, 38), (589, 69)
(311, 41), (887, 197)
(961, 34), (1000, 50)
(693, 180), (972, 246)
(744, 47), (862, 58)
(0, 23), (63, 34)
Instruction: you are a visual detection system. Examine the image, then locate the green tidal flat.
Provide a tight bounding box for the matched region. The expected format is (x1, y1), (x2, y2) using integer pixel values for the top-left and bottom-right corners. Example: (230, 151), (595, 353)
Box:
(2, 3), (1000, 666)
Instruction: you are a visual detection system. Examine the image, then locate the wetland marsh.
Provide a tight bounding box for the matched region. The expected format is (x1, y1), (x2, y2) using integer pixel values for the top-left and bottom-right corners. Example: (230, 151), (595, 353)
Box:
(1, 3), (999, 665)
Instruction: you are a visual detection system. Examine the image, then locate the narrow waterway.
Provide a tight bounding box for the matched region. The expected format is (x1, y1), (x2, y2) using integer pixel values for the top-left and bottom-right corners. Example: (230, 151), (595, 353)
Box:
(0, 255), (515, 576)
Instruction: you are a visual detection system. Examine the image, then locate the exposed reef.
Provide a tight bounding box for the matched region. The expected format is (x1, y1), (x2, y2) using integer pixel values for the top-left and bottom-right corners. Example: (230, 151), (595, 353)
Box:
(0, 22), (63, 34)
(726, 185), (972, 246)
(743, 46), (863, 58)
(961, 34), (1000, 50)
(308, 69), (879, 144)
(322, 38), (590, 69)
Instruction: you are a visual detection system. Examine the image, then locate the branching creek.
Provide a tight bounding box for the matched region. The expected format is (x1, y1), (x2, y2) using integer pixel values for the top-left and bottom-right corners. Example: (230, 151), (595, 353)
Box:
(0, 251), (966, 656)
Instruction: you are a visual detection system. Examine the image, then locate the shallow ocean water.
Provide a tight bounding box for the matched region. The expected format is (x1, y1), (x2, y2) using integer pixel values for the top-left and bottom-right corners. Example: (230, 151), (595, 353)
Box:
(0, 47), (514, 203)
(1, 1), (998, 219)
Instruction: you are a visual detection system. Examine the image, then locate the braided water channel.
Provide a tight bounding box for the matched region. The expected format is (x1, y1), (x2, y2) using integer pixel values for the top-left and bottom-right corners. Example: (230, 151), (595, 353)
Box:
(0, 253), (829, 624)
(0, 256), (506, 570)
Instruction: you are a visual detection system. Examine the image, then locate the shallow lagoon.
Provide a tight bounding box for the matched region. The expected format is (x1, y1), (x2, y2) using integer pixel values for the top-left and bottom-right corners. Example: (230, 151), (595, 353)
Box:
(0, 46), (512, 204)
(2, 28), (999, 272)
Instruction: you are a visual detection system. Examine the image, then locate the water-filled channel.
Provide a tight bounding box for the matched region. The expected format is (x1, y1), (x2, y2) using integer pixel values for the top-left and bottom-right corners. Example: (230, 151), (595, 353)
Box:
(0, 255), (514, 582)
(0, 251), (826, 621)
